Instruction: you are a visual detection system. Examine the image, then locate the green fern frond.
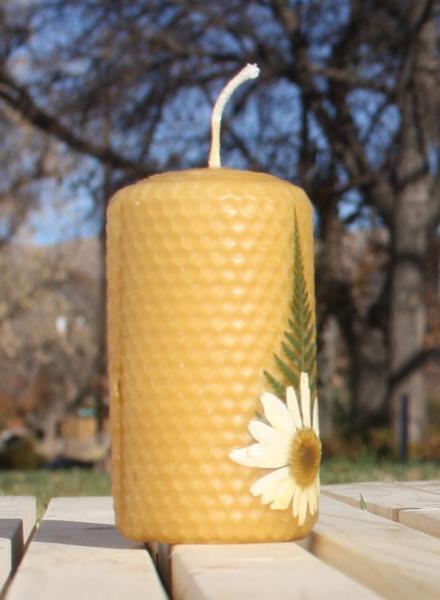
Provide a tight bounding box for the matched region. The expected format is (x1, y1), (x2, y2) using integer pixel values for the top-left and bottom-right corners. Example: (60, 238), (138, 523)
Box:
(288, 319), (302, 341)
(274, 354), (299, 389)
(281, 341), (302, 371)
(304, 346), (316, 369)
(265, 209), (317, 400)
(263, 370), (286, 398)
(284, 331), (301, 356)
(303, 328), (315, 350)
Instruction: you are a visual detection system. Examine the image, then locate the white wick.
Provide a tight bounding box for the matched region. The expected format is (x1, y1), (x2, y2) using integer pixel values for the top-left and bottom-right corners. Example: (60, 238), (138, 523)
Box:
(208, 63), (260, 169)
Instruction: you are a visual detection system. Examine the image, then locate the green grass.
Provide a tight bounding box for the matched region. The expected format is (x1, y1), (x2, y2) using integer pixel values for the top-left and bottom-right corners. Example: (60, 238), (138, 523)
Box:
(0, 469), (111, 516)
(0, 457), (438, 518)
(321, 456), (440, 485)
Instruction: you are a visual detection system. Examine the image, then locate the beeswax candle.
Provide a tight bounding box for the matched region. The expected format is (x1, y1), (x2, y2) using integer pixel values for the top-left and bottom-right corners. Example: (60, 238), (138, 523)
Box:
(107, 65), (320, 543)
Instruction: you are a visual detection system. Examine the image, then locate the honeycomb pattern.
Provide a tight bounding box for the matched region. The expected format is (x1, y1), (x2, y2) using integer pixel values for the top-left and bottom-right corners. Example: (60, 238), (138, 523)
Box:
(107, 168), (317, 543)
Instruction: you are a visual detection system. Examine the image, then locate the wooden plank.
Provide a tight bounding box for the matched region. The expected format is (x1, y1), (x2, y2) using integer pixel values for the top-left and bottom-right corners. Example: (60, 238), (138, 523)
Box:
(0, 497), (36, 594)
(0, 497), (36, 544)
(400, 480), (440, 496)
(5, 497), (168, 600)
(399, 482), (440, 534)
(398, 508), (440, 538)
(322, 481), (440, 537)
(311, 495), (440, 600)
(148, 543), (170, 592)
(171, 542), (382, 600)
(322, 481), (440, 519)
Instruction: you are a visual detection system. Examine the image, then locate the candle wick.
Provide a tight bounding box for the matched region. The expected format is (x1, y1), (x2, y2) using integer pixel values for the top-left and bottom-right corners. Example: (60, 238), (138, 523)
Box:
(208, 63), (260, 169)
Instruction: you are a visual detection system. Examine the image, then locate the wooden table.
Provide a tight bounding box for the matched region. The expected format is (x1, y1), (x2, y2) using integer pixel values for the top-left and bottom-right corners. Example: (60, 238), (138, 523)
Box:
(1, 481), (439, 599)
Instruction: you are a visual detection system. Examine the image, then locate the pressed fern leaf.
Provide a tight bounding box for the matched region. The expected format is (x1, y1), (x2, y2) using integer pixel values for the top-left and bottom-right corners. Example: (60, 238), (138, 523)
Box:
(274, 354), (299, 390)
(263, 369), (286, 399)
(264, 210), (317, 399)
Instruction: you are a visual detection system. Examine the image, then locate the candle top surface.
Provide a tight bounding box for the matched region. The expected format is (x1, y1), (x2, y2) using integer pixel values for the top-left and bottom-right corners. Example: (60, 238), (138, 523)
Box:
(115, 168), (309, 200)
(109, 168), (312, 216)
(145, 168), (292, 185)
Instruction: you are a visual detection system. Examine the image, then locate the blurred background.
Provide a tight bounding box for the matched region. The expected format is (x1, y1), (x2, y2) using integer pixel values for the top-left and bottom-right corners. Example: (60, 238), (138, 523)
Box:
(0, 0), (438, 480)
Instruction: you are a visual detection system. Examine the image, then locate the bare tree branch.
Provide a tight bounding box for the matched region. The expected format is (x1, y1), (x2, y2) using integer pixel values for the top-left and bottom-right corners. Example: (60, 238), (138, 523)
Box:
(0, 71), (152, 178)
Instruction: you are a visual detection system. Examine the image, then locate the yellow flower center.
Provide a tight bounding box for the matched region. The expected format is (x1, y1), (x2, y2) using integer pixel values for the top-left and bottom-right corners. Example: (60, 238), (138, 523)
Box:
(289, 428), (321, 487)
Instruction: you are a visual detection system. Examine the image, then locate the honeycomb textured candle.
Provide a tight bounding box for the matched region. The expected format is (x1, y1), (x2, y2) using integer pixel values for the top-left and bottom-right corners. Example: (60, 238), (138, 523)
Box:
(107, 168), (316, 543)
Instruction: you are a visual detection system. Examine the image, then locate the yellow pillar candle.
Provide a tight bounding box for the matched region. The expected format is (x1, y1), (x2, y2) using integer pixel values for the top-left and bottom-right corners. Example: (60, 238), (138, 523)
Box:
(107, 65), (320, 544)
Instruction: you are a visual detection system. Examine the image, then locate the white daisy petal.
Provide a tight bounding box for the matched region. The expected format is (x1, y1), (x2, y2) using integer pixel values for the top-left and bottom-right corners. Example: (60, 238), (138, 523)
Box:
(299, 491), (308, 526)
(260, 491), (275, 505)
(229, 444), (284, 468)
(304, 486), (311, 512)
(246, 443), (287, 468)
(286, 386), (302, 430)
(229, 378), (321, 524)
(261, 392), (294, 435)
(293, 487), (302, 518)
(261, 476), (288, 504)
(270, 477), (295, 510)
(250, 466), (290, 497)
(300, 372), (311, 428)
(229, 447), (261, 467)
(312, 398), (320, 436)
(315, 480), (321, 512)
(312, 485), (319, 514)
(308, 485), (316, 515)
(248, 420), (290, 450)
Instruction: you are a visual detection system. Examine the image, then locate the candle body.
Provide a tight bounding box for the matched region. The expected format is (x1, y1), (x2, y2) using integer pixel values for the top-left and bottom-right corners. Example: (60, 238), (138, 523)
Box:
(107, 168), (317, 543)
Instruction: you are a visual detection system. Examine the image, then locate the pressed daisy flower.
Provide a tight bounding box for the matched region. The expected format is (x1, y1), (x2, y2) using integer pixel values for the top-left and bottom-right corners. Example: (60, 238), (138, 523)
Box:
(229, 372), (321, 526)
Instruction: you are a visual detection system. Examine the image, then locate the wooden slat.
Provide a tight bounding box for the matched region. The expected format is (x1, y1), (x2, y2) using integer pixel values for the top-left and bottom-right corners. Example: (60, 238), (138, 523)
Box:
(310, 495), (440, 600)
(0, 497), (36, 544)
(397, 481), (440, 536)
(148, 543), (170, 592)
(0, 497), (36, 594)
(171, 542), (381, 600)
(322, 481), (440, 537)
(5, 497), (168, 600)
(400, 480), (440, 495)
(398, 508), (440, 538)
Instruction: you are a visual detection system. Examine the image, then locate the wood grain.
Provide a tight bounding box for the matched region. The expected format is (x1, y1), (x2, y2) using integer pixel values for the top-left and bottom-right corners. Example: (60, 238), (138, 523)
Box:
(322, 481), (440, 537)
(312, 495), (440, 599)
(171, 542), (381, 599)
(5, 497), (168, 600)
(0, 497), (36, 594)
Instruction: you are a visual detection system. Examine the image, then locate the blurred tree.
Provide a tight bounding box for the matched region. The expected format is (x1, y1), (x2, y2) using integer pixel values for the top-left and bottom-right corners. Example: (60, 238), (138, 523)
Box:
(0, 107), (48, 248)
(0, 239), (102, 452)
(0, 0), (438, 443)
